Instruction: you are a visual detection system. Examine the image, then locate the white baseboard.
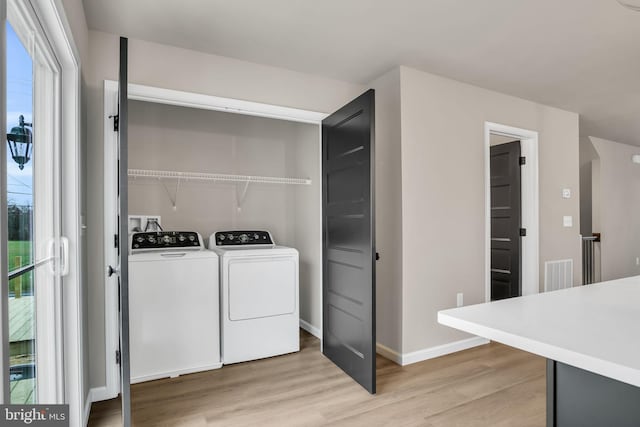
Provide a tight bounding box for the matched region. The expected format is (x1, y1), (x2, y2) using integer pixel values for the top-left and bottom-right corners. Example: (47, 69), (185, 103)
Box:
(402, 336), (490, 365)
(376, 342), (402, 365)
(90, 386), (116, 403)
(83, 393), (92, 427)
(299, 319), (321, 339)
(376, 336), (490, 366)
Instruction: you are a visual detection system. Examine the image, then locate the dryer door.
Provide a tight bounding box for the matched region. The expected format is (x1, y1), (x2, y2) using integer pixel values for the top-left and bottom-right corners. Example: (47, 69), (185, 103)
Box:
(227, 256), (297, 320)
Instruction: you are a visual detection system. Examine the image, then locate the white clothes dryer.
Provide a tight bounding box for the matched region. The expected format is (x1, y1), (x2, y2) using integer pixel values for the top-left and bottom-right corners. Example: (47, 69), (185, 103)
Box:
(129, 231), (221, 383)
(209, 231), (299, 364)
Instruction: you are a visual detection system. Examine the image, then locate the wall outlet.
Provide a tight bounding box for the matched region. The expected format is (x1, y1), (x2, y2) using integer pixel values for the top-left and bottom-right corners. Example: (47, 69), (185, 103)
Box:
(456, 293), (464, 307)
(563, 216), (573, 227)
(562, 188), (571, 199)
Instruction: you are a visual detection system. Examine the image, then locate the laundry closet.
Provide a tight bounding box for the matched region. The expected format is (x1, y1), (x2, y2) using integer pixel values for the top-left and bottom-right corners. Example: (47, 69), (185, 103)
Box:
(127, 99), (323, 341)
(103, 74), (376, 416)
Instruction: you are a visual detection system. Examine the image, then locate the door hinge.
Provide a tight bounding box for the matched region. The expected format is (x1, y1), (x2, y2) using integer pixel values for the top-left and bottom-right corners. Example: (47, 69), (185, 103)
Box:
(519, 156), (526, 166)
(114, 234), (119, 248)
(115, 350), (121, 365)
(109, 114), (119, 132)
(520, 228), (527, 237)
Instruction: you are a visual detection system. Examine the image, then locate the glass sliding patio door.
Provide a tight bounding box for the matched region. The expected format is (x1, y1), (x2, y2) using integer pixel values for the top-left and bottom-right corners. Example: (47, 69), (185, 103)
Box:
(3, 1), (64, 405)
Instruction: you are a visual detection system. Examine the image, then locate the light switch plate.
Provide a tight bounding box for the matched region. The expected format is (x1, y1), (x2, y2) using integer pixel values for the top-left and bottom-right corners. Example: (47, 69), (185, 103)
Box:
(562, 188), (571, 199)
(563, 216), (573, 227)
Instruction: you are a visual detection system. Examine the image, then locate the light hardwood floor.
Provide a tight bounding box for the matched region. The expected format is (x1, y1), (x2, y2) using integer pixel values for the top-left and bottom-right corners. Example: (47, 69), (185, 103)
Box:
(88, 331), (545, 426)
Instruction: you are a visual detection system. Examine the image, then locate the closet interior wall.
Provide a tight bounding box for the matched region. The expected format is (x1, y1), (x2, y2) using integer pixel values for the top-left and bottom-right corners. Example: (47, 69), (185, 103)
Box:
(127, 100), (322, 329)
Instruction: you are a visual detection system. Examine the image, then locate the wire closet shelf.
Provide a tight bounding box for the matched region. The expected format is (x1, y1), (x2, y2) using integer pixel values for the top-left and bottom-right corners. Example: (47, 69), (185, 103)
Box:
(127, 168), (312, 185)
(128, 168), (312, 211)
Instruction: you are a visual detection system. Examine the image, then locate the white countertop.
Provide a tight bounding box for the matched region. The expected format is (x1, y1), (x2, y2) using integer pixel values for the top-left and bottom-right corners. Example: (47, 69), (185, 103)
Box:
(438, 276), (640, 387)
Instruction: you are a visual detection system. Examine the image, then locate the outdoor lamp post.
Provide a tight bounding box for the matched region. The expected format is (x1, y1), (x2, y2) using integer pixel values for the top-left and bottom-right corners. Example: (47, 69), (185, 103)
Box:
(6, 115), (33, 170)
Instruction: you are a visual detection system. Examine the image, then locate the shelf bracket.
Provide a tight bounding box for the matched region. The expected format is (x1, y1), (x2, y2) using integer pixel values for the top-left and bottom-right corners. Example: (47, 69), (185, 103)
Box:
(236, 181), (250, 212)
(160, 176), (181, 211)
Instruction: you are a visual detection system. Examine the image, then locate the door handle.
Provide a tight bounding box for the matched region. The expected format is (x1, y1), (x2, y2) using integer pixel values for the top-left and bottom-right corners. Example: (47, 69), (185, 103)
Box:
(47, 239), (56, 274)
(47, 237), (70, 276)
(60, 237), (69, 276)
(108, 265), (119, 277)
(376, 252), (380, 261)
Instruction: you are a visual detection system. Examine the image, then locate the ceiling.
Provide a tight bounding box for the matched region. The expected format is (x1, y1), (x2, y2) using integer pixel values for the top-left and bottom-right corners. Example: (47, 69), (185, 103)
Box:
(83, 0), (640, 145)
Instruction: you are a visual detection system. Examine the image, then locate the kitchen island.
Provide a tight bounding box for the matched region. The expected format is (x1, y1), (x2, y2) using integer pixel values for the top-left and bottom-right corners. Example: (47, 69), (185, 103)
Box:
(438, 276), (640, 427)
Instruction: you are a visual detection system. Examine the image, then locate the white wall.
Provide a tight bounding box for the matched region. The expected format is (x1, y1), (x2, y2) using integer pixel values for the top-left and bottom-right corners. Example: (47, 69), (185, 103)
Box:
(589, 136), (640, 280)
(86, 30), (365, 390)
(399, 66), (580, 354)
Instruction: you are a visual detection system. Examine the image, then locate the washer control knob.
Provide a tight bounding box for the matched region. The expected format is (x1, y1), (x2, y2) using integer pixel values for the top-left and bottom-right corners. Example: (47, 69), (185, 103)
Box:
(253, 234), (259, 240)
(228, 234), (234, 240)
(239, 234), (249, 243)
(178, 234), (186, 242)
(136, 236), (145, 243)
(218, 234), (225, 240)
(162, 235), (172, 244)
(188, 234), (195, 241)
(148, 236), (156, 243)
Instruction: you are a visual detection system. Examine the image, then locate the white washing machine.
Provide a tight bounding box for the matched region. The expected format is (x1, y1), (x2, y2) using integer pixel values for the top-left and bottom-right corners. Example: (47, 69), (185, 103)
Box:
(209, 230), (299, 364)
(129, 231), (221, 383)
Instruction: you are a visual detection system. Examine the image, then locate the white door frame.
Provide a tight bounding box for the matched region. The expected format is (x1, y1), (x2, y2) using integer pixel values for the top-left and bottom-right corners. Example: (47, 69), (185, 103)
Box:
(102, 81), (326, 399)
(26, 0), (83, 423)
(484, 122), (539, 301)
(10, 0), (66, 405)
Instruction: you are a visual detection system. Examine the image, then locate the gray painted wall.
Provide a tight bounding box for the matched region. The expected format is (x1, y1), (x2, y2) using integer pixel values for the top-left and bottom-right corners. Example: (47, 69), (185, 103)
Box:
(579, 136), (599, 236)
(399, 65), (581, 353)
(58, 0), (91, 419)
(369, 68), (403, 353)
(489, 134), (518, 146)
(366, 65), (582, 358)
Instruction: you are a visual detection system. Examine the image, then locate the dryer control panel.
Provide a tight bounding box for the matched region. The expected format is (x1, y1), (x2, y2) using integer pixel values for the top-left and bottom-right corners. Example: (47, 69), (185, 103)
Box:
(131, 231), (202, 252)
(214, 231), (274, 246)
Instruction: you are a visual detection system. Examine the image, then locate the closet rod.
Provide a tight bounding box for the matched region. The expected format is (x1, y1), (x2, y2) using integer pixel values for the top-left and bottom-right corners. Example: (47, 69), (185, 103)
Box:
(128, 168), (311, 185)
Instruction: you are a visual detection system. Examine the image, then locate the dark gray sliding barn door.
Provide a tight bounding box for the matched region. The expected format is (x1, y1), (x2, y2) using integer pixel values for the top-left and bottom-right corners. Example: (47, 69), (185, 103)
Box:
(322, 89), (376, 394)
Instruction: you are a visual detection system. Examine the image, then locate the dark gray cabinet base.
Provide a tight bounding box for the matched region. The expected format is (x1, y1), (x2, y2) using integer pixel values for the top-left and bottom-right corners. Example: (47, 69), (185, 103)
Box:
(547, 360), (640, 427)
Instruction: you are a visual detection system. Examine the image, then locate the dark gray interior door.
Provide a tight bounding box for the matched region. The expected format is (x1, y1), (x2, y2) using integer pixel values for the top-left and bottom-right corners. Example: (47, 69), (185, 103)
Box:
(490, 141), (522, 300)
(322, 89), (376, 394)
(117, 36), (131, 426)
